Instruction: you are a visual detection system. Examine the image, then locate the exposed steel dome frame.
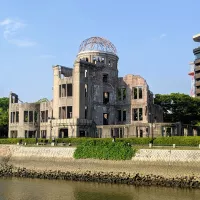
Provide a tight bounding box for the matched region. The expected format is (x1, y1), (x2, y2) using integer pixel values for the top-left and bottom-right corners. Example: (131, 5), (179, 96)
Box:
(79, 37), (117, 55)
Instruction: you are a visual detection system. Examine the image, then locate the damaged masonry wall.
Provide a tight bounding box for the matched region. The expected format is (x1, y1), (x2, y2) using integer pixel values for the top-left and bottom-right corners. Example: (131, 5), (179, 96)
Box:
(8, 38), (164, 139)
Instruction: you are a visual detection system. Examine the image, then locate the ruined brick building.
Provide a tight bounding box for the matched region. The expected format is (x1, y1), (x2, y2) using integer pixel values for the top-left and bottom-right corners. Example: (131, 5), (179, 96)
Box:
(9, 37), (164, 139)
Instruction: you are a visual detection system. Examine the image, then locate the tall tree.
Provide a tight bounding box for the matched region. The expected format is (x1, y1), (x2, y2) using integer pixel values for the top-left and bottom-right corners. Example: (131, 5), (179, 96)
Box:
(154, 93), (200, 124)
(0, 97), (9, 137)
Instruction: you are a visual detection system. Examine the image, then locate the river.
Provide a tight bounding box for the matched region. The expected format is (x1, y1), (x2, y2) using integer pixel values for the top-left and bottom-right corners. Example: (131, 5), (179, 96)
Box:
(0, 178), (200, 200)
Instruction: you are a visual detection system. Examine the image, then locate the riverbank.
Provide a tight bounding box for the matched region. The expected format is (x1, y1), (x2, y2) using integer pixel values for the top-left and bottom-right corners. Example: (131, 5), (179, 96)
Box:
(1, 145), (200, 188)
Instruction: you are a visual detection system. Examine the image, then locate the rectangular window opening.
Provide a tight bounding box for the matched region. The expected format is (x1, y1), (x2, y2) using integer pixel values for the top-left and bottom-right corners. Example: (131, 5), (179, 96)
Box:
(85, 84), (88, 97)
(123, 110), (126, 121)
(117, 110), (121, 122)
(85, 69), (88, 77)
(103, 92), (109, 104)
(103, 74), (108, 83)
(29, 111), (33, 122)
(133, 109), (138, 121)
(85, 106), (88, 119)
(67, 84), (72, 96)
(61, 84), (66, 97)
(67, 106), (72, 119)
(45, 110), (48, 122)
(117, 88), (121, 101)
(24, 111), (28, 122)
(139, 108), (143, 121)
(103, 113), (109, 125)
(139, 87), (143, 99)
(122, 88), (126, 100)
(16, 111), (19, 123)
(59, 85), (61, 97)
(133, 87), (137, 99)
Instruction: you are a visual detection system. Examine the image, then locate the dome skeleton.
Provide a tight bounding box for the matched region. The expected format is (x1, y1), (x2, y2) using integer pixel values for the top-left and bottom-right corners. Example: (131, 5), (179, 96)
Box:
(79, 37), (117, 55)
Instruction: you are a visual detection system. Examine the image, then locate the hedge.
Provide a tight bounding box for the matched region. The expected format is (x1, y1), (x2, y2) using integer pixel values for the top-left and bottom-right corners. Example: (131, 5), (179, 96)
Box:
(0, 137), (153, 145)
(0, 138), (52, 144)
(153, 136), (200, 146)
(74, 140), (135, 160)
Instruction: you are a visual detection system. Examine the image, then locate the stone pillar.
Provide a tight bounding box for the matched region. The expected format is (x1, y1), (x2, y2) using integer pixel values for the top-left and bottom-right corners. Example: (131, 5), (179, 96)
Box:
(53, 66), (60, 120)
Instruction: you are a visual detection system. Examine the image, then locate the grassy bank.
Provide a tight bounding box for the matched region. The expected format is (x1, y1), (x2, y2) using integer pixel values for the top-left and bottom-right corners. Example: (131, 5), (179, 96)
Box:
(74, 140), (135, 160)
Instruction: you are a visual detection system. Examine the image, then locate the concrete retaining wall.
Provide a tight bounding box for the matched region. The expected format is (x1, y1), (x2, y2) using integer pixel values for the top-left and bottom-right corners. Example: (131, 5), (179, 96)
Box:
(133, 149), (200, 162)
(1, 145), (200, 163)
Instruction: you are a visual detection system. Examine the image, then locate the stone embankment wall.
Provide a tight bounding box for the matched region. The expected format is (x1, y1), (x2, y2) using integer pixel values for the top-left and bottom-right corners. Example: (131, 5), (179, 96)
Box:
(0, 145), (75, 162)
(1, 145), (200, 189)
(133, 149), (200, 162)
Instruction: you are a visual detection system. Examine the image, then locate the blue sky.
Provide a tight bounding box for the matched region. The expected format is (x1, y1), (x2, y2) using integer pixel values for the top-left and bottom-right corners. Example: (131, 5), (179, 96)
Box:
(0, 0), (199, 102)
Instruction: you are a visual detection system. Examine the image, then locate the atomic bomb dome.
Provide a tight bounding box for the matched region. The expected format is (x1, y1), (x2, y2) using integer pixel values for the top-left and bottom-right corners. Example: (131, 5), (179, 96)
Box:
(78, 36), (117, 55)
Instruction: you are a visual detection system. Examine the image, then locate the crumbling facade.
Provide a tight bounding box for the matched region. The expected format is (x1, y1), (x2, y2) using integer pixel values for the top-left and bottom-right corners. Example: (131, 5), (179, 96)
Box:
(9, 37), (163, 139)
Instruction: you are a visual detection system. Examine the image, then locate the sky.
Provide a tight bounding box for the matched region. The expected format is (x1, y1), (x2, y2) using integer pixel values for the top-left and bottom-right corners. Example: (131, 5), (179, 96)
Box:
(0, 0), (199, 102)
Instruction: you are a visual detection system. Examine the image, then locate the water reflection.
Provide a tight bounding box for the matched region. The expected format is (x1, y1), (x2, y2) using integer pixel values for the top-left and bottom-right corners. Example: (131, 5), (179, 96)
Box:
(0, 178), (200, 200)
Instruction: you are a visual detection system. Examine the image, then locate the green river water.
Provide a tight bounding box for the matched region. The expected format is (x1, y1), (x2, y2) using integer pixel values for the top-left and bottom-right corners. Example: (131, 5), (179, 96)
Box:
(0, 178), (200, 200)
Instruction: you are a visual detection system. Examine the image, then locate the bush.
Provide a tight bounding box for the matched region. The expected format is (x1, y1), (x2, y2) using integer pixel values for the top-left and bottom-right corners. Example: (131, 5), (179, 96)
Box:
(74, 140), (135, 160)
(0, 137), (153, 145)
(0, 138), (52, 144)
(153, 136), (200, 146)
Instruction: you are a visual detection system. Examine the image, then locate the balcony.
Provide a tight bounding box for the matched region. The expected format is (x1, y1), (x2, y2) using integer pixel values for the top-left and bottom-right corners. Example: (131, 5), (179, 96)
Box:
(195, 73), (200, 79)
(196, 88), (200, 95)
(194, 59), (200, 65)
(195, 65), (200, 72)
(195, 81), (200, 87)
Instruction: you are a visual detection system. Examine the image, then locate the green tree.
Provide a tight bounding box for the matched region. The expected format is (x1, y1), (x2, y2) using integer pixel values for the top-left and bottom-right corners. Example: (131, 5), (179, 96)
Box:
(154, 93), (200, 124)
(0, 97), (9, 137)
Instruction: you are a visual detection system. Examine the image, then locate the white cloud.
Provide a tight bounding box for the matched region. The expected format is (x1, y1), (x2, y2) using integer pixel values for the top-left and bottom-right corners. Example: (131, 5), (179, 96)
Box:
(152, 33), (167, 41)
(40, 54), (56, 59)
(0, 18), (36, 47)
(159, 33), (167, 39)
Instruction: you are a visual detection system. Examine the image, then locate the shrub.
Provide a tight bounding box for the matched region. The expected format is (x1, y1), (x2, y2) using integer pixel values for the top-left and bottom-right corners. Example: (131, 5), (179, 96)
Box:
(74, 141), (135, 160)
(0, 138), (52, 144)
(153, 136), (200, 146)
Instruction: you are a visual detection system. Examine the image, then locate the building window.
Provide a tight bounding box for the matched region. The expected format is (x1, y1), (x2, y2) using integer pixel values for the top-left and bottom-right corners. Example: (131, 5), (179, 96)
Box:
(85, 106), (87, 119)
(117, 110), (121, 122)
(133, 87), (143, 99)
(59, 85), (61, 97)
(139, 108), (143, 121)
(122, 88), (126, 100)
(29, 111), (33, 122)
(61, 84), (66, 97)
(103, 92), (109, 104)
(24, 111), (28, 122)
(133, 109), (138, 121)
(103, 113), (109, 125)
(139, 87), (142, 99)
(16, 111), (19, 123)
(67, 84), (72, 96)
(123, 110), (126, 121)
(85, 70), (87, 77)
(132, 108), (143, 121)
(117, 88), (121, 101)
(103, 74), (108, 83)
(67, 106), (72, 119)
(101, 57), (105, 63)
(34, 111), (38, 122)
(133, 87), (137, 99)
(85, 84), (88, 97)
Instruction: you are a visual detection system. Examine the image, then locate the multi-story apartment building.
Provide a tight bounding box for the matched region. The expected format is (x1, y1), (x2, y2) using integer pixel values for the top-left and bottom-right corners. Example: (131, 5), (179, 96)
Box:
(9, 37), (163, 138)
(193, 34), (200, 97)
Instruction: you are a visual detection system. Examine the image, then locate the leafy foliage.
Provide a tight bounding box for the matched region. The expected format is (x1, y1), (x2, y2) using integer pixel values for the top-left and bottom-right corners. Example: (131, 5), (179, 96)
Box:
(55, 137), (152, 145)
(36, 98), (49, 103)
(153, 136), (200, 146)
(0, 138), (52, 144)
(154, 93), (200, 124)
(74, 140), (135, 160)
(0, 97), (9, 137)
